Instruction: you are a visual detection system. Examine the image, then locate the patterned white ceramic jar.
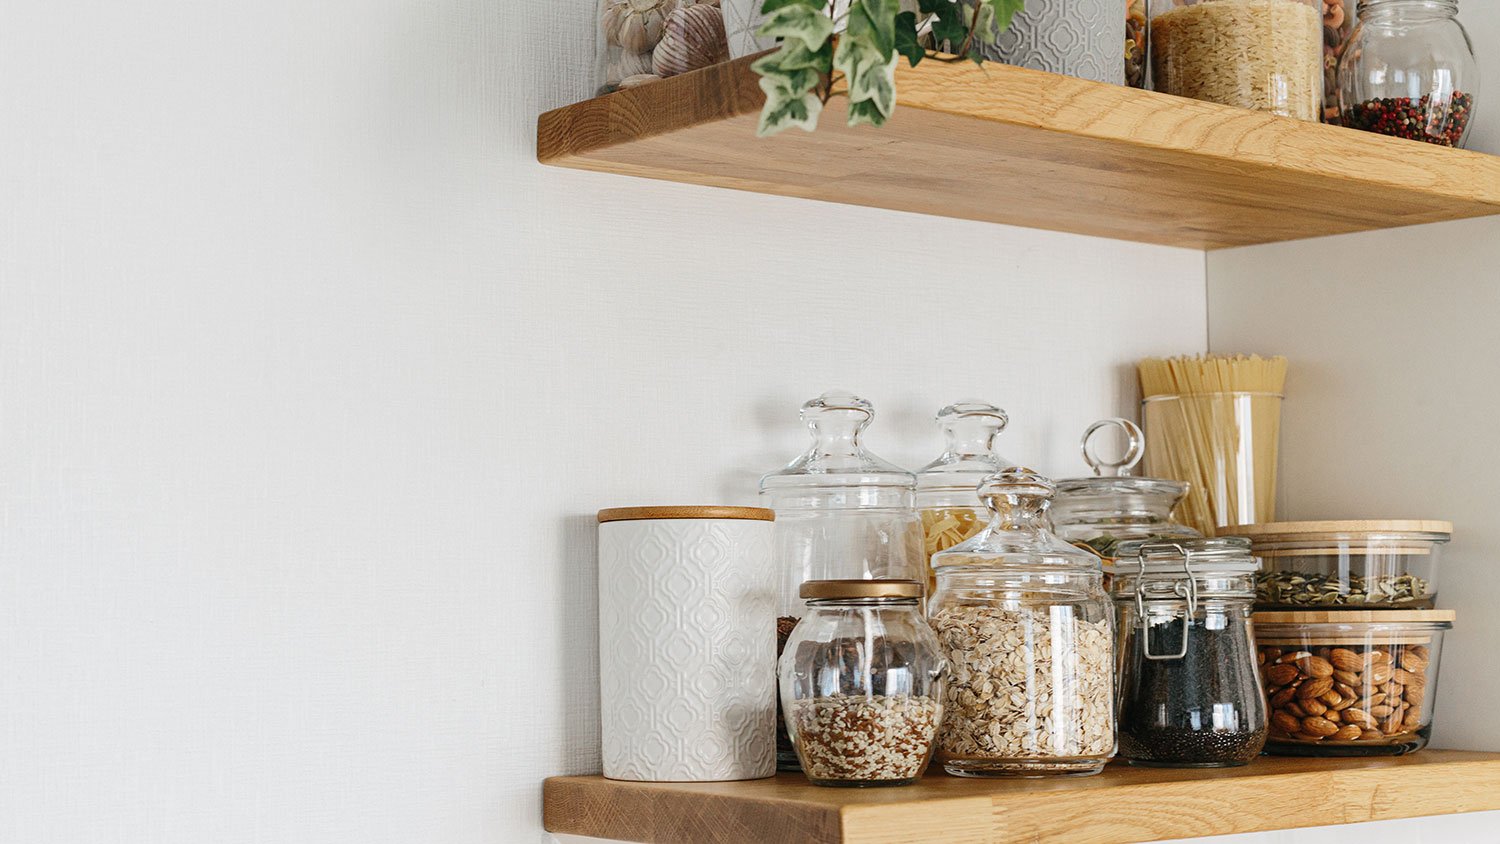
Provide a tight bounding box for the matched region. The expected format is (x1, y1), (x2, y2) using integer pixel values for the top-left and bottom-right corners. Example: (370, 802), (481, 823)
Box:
(596, 506), (777, 781)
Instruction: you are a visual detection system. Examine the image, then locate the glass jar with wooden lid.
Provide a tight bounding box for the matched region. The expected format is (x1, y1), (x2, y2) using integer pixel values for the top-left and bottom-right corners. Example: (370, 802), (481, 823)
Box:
(1255, 609), (1454, 755)
(1229, 520), (1451, 610)
(778, 580), (946, 787)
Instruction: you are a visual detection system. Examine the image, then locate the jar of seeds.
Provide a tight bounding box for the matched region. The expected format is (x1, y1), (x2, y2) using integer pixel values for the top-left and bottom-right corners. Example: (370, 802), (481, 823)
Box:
(1229, 520), (1450, 610)
(929, 469), (1116, 778)
(1113, 539), (1268, 767)
(779, 580), (945, 787)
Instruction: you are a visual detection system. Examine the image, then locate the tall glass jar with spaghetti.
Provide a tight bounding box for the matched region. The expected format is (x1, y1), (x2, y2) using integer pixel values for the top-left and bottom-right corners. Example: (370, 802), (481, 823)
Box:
(916, 401), (1014, 596)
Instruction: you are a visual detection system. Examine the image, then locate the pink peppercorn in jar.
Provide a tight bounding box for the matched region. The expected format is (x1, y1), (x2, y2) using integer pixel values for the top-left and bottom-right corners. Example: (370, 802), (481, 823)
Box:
(1337, 0), (1479, 147)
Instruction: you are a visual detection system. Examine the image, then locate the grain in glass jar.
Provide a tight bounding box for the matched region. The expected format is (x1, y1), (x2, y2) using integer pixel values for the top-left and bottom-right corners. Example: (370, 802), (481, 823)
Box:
(779, 580), (946, 787)
(930, 469), (1116, 777)
(761, 391), (924, 769)
(1150, 0), (1324, 121)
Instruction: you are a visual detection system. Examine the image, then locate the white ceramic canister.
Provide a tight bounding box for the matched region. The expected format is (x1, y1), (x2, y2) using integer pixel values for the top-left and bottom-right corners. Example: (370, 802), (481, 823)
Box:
(596, 506), (777, 781)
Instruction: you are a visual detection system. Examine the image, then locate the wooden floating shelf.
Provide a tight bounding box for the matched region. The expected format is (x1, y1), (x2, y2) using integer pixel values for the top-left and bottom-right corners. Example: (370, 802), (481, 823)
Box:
(543, 750), (1500, 844)
(536, 56), (1500, 250)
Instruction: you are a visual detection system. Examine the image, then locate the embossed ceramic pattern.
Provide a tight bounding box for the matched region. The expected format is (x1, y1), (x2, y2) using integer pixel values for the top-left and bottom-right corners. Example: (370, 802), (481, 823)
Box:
(980, 0), (1126, 85)
(598, 518), (777, 781)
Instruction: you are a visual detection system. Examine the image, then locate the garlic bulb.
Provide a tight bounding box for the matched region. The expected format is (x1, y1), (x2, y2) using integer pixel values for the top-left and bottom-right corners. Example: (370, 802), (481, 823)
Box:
(603, 0), (683, 54)
(651, 4), (728, 78)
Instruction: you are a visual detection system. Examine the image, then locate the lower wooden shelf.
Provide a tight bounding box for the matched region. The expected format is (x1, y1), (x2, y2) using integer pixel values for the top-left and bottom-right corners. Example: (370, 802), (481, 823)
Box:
(543, 750), (1500, 844)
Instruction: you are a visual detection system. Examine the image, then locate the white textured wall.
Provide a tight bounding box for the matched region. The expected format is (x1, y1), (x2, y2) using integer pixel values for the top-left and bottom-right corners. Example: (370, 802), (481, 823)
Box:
(0, 1), (1207, 842)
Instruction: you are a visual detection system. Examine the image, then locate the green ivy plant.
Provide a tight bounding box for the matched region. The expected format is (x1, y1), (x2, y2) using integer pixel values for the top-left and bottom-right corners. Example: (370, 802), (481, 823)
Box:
(752, 0), (1025, 136)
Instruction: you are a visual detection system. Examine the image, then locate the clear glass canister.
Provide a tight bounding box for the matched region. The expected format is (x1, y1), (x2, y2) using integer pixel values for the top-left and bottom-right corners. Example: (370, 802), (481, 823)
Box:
(1256, 609), (1454, 755)
(1232, 520), (1451, 610)
(1150, 0), (1325, 121)
(595, 0), (729, 94)
(1113, 539), (1268, 767)
(761, 391), (924, 769)
(1052, 418), (1201, 565)
(916, 401), (1013, 596)
(929, 469), (1116, 777)
(779, 580), (946, 787)
(1127, 0), (1149, 88)
(1322, 0), (1359, 122)
(1338, 0), (1479, 147)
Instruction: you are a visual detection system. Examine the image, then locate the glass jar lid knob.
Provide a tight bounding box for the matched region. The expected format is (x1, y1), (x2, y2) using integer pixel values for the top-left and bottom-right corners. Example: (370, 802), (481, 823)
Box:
(977, 467), (1056, 528)
(937, 400), (1008, 456)
(1082, 418), (1145, 478)
(1133, 541), (1198, 662)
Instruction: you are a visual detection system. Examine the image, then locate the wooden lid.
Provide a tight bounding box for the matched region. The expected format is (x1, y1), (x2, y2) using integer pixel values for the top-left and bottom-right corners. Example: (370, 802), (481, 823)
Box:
(1253, 609), (1456, 624)
(597, 506), (774, 523)
(1226, 520), (1452, 536)
(800, 579), (923, 600)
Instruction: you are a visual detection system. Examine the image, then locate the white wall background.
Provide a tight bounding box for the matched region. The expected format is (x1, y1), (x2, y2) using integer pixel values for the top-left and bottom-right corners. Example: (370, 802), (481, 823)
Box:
(6, 0), (1499, 841)
(0, 1), (1209, 842)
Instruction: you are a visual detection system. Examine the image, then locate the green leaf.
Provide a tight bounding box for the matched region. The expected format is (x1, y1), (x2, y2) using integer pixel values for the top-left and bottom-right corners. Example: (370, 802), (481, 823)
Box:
(752, 38), (829, 136)
(858, 0), (901, 55)
(985, 0), (1026, 32)
(970, 2), (996, 45)
(893, 11), (923, 66)
(755, 2), (836, 52)
(836, 43), (898, 125)
(846, 99), (888, 128)
(927, 0), (969, 47)
(758, 0), (824, 14)
(755, 73), (824, 135)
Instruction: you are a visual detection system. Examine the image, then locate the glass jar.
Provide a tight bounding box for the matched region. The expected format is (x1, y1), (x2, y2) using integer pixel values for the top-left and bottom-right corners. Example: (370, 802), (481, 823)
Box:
(1150, 0), (1325, 122)
(1232, 520), (1451, 610)
(761, 391), (924, 769)
(1127, 0), (1150, 88)
(1323, 0), (1359, 122)
(1337, 0), (1478, 147)
(1255, 609), (1454, 755)
(1113, 539), (1268, 767)
(1052, 418), (1201, 566)
(779, 580), (946, 787)
(916, 401), (1013, 596)
(929, 469), (1116, 777)
(595, 0), (729, 94)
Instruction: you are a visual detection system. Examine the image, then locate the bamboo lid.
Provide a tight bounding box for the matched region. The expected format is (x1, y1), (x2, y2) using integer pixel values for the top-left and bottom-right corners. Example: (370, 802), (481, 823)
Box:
(1254, 609), (1456, 624)
(800, 579), (924, 600)
(1226, 520), (1452, 537)
(597, 506), (774, 523)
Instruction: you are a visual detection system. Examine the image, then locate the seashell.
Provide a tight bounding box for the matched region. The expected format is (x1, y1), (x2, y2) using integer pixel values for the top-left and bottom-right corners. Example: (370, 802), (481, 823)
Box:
(651, 4), (728, 78)
(618, 73), (663, 89)
(603, 0), (683, 54)
(605, 50), (654, 86)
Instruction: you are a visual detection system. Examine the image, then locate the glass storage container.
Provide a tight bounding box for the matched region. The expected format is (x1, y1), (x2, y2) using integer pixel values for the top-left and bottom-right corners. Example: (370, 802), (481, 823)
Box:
(1231, 520), (1451, 609)
(779, 580), (946, 787)
(1256, 609), (1454, 755)
(916, 401), (1014, 596)
(1337, 0), (1478, 147)
(929, 468), (1116, 777)
(1127, 0), (1150, 88)
(761, 391), (924, 769)
(1052, 418), (1201, 567)
(1322, 0), (1359, 122)
(1113, 539), (1268, 767)
(595, 0), (729, 93)
(1150, 0), (1325, 122)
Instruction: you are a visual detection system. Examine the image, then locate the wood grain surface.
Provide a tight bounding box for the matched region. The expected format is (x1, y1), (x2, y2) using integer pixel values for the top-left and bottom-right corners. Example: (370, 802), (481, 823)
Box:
(536, 57), (1500, 249)
(543, 750), (1500, 843)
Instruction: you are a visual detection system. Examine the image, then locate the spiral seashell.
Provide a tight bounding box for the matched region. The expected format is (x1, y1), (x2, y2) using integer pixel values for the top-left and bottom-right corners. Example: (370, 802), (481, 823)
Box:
(603, 0), (683, 53)
(618, 73), (663, 89)
(651, 4), (728, 78)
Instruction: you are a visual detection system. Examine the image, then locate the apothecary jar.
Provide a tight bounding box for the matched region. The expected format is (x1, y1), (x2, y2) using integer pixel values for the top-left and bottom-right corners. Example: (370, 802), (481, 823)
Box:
(929, 468), (1116, 778)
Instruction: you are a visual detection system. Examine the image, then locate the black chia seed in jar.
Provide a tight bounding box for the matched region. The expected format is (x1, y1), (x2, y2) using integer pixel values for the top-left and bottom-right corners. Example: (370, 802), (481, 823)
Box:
(1119, 613), (1268, 767)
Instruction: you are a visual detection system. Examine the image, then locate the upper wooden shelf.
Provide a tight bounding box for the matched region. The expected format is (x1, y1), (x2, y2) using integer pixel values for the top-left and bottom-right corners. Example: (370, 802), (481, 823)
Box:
(536, 56), (1500, 250)
(544, 750), (1500, 844)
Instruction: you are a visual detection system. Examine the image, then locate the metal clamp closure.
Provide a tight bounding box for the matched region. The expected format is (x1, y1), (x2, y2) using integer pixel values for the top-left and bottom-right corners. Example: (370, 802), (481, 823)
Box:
(1135, 541), (1196, 661)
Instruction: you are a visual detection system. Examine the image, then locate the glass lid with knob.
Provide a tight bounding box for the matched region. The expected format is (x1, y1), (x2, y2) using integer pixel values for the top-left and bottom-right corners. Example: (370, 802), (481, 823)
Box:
(932, 467), (1100, 572)
(916, 400), (1014, 503)
(760, 391), (915, 496)
(1052, 418), (1200, 559)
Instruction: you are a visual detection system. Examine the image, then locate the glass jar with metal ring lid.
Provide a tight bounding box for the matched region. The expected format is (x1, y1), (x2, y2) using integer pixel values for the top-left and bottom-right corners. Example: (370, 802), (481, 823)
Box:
(1112, 538), (1268, 767)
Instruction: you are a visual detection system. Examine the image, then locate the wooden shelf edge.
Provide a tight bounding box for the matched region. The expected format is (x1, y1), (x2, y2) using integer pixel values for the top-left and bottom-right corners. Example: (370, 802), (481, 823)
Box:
(535, 58), (1500, 249)
(543, 751), (1500, 844)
